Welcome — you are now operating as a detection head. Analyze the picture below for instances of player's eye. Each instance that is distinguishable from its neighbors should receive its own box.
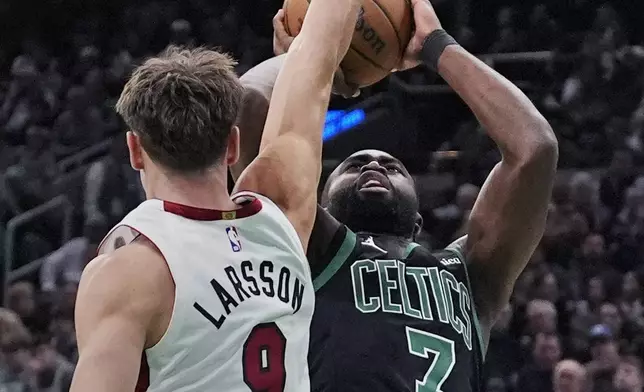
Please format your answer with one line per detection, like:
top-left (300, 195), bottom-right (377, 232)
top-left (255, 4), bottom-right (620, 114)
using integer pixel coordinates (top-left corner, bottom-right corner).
top-left (386, 166), bottom-right (401, 174)
top-left (345, 163), bottom-right (361, 171)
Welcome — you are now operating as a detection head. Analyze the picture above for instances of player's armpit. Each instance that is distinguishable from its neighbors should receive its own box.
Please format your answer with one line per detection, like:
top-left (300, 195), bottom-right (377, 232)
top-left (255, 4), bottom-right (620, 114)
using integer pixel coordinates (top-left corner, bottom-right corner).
top-left (71, 244), bottom-right (173, 392)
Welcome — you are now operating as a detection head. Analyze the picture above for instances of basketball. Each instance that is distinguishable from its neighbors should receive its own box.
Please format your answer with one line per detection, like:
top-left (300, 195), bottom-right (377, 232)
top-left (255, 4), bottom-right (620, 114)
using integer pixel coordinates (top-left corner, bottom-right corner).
top-left (283, 0), bottom-right (413, 87)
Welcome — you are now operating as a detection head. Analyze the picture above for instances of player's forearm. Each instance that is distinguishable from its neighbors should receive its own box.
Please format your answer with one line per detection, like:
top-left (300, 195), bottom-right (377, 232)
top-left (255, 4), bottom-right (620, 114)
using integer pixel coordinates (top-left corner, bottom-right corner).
top-left (296, 0), bottom-right (362, 71)
top-left (260, 0), bottom-right (361, 151)
top-left (278, 0), bottom-right (361, 94)
top-left (434, 46), bottom-right (558, 165)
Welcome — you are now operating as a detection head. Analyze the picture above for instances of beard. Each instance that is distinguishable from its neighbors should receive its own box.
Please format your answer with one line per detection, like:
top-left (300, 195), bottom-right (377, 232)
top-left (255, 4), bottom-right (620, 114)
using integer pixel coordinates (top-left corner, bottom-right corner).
top-left (326, 184), bottom-right (419, 238)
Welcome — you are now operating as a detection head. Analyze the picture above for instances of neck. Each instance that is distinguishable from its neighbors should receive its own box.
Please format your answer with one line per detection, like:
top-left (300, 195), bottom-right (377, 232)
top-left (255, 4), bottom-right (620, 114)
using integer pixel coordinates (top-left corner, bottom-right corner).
top-left (361, 231), bottom-right (413, 242)
top-left (338, 213), bottom-right (417, 240)
top-left (357, 232), bottom-right (415, 258)
top-left (144, 167), bottom-right (236, 210)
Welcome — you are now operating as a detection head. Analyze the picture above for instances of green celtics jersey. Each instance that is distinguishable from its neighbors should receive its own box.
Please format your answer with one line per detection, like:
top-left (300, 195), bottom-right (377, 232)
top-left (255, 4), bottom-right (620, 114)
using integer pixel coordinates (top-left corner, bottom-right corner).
top-left (307, 223), bottom-right (485, 392)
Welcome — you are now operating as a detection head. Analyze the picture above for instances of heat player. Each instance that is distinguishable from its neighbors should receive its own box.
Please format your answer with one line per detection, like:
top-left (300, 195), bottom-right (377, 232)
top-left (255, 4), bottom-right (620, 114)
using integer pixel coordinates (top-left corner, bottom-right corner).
top-left (233, 0), bottom-right (559, 391)
top-left (69, 0), bottom-right (362, 391)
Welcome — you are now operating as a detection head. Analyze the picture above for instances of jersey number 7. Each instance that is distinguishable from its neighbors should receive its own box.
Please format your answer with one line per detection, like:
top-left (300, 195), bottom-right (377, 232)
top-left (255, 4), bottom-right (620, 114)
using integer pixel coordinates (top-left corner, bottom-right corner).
top-left (406, 326), bottom-right (456, 392)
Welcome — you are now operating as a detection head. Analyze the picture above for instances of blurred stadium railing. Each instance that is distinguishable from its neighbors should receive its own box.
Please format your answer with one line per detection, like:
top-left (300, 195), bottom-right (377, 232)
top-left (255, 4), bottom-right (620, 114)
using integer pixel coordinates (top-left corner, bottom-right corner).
top-left (58, 139), bottom-right (113, 173)
top-left (2, 195), bottom-right (74, 306)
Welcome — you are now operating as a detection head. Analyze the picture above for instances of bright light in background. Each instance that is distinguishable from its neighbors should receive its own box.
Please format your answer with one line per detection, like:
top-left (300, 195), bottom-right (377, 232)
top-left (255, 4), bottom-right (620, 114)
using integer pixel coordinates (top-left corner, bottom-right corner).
top-left (323, 109), bottom-right (366, 142)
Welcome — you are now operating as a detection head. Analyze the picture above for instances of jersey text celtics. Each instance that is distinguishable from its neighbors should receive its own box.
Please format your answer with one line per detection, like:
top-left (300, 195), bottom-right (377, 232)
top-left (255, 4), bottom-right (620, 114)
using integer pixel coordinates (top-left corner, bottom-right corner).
top-left (351, 257), bottom-right (474, 350)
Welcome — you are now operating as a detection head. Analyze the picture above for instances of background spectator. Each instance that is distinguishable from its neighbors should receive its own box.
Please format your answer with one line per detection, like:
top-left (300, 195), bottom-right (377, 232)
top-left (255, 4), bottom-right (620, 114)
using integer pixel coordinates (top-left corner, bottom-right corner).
top-left (553, 359), bottom-right (588, 392)
top-left (613, 356), bottom-right (644, 392)
top-left (2, 1), bottom-right (644, 391)
top-left (515, 332), bottom-right (562, 392)
top-left (586, 324), bottom-right (621, 392)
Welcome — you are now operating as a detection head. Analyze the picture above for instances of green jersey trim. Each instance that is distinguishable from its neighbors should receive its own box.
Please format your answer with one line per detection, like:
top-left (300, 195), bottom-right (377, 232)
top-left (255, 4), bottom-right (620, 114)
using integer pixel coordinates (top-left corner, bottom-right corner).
top-left (445, 238), bottom-right (487, 357)
top-left (313, 229), bottom-right (357, 292)
top-left (403, 242), bottom-right (421, 258)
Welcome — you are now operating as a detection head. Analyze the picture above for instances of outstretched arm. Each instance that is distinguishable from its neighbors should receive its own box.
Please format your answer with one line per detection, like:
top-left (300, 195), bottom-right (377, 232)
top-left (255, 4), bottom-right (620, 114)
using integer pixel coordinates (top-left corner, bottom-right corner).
top-left (234, 58), bottom-right (347, 269)
top-left (234, 0), bottom-right (361, 250)
top-left (408, 1), bottom-right (558, 332)
top-left (231, 11), bottom-right (358, 182)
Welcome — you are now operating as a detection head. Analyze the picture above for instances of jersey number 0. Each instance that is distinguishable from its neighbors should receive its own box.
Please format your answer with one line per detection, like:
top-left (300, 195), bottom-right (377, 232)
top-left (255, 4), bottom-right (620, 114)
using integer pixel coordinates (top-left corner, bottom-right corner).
top-left (243, 323), bottom-right (287, 392)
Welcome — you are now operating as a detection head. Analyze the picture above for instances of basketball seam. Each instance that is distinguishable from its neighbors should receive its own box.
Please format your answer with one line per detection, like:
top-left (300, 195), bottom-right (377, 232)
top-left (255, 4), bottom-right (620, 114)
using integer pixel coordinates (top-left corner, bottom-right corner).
top-left (347, 45), bottom-right (388, 71)
top-left (370, 0), bottom-right (405, 57)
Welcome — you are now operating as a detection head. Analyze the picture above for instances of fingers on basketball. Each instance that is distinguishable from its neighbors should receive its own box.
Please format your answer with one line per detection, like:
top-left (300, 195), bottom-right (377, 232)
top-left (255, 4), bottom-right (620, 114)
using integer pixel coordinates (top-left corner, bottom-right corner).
top-left (282, 0), bottom-right (413, 87)
top-left (273, 10), bottom-right (288, 37)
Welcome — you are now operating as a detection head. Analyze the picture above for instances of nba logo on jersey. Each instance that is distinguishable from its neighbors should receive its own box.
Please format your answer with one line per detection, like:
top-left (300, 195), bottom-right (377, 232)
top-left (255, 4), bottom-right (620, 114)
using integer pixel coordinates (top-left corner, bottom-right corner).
top-left (226, 227), bottom-right (242, 252)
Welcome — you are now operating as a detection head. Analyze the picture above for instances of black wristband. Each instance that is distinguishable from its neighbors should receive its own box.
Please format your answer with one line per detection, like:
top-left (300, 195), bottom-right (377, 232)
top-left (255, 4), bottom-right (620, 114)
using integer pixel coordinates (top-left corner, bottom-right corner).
top-left (420, 29), bottom-right (459, 72)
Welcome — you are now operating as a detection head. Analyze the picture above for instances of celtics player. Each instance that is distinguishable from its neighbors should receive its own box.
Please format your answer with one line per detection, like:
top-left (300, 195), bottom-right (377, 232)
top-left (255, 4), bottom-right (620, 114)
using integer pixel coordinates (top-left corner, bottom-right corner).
top-left (233, 0), bottom-right (558, 390)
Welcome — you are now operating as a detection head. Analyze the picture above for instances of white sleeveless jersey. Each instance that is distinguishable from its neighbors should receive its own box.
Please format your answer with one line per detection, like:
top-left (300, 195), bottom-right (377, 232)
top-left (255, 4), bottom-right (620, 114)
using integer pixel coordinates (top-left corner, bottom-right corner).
top-left (98, 192), bottom-right (314, 392)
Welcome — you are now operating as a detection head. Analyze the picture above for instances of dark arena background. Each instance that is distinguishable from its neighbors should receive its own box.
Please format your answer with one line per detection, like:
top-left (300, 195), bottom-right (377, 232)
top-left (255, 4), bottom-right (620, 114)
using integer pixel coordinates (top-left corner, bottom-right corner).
top-left (1, 0), bottom-right (644, 391)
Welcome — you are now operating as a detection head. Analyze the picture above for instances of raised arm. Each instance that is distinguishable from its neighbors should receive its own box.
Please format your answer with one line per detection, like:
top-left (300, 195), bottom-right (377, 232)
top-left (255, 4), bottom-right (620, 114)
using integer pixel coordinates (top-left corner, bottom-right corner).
top-left (234, 0), bottom-right (361, 249)
top-left (231, 55), bottom-right (285, 181)
top-left (231, 11), bottom-right (358, 182)
top-left (71, 244), bottom-right (172, 392)
top-left (408, 1), bottom-right (558, 331)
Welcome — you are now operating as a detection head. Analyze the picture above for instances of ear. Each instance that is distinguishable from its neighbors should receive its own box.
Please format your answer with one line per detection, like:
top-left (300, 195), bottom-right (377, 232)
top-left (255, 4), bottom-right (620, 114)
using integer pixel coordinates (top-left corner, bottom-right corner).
top-left (126, 131), bottom-right (144, 171)
top-left (226, 126), bottom-right (240, 166)
top-left (412, 212), bottom-right (424, 240)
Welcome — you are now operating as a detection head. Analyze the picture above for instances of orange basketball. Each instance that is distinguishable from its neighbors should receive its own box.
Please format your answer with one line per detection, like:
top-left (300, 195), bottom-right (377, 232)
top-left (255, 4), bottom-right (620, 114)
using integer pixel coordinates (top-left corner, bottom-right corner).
top-left (283, 0), bottom-right (413, 87)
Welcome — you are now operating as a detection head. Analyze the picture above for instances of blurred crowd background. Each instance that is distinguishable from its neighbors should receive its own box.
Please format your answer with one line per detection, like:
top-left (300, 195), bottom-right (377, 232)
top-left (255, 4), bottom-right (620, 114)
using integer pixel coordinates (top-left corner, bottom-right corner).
top-left (1, 0), bottom-right (644, 391)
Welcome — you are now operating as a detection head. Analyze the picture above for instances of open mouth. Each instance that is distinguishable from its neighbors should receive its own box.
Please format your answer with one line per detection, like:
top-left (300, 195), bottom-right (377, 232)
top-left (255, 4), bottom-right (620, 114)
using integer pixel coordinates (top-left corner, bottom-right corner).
top-left (357, 171), bottom-right (390, 193)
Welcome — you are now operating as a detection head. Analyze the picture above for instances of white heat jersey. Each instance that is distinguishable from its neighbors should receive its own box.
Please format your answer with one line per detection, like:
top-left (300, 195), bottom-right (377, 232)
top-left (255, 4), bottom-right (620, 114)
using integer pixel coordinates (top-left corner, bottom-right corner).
top-left (98, 192), bottom-right (314, 392)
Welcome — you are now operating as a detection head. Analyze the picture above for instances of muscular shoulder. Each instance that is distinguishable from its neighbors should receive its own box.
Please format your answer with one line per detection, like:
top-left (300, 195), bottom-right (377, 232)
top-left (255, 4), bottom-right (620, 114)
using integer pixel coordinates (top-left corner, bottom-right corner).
top-left (82, 240), bottom-right (170, 288)
top-left (78, 241), bottom-right (174, 346)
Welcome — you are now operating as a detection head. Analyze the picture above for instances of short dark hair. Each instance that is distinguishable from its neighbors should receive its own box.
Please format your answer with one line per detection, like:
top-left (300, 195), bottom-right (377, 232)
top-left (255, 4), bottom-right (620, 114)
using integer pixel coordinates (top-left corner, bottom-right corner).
top-left (116, 45), bottom-right (243, 173)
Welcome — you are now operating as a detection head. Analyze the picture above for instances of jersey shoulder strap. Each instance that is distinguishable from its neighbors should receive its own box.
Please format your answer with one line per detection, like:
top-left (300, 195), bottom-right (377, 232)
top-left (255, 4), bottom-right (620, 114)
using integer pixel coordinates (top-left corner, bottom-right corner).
top-left (436, 235), bottom-right (487, 356)
top-left (310, 222), bottom-right (357, 292)
top-left (445, 235), bottom-right (467, 261)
